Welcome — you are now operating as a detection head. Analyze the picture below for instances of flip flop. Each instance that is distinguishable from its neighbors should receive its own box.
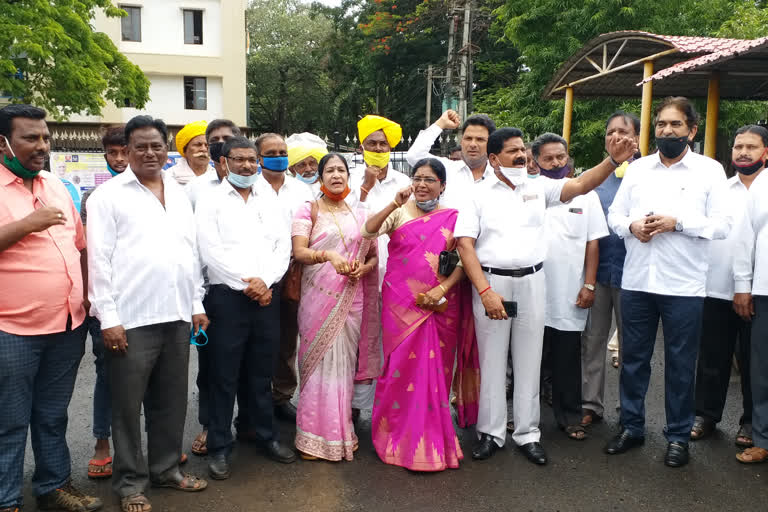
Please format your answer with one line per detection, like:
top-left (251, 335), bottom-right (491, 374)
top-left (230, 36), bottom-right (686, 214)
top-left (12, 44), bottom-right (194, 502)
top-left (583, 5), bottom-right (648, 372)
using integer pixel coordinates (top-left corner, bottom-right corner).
top-left (87, 456), bottom-right (113, 479)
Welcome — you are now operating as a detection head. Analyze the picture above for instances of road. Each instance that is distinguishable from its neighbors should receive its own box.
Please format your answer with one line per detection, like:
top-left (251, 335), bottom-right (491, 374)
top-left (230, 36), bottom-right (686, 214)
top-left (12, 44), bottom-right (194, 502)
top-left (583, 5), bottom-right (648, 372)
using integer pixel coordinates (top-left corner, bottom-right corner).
top-left (23, 327), bottom-right (764, 511)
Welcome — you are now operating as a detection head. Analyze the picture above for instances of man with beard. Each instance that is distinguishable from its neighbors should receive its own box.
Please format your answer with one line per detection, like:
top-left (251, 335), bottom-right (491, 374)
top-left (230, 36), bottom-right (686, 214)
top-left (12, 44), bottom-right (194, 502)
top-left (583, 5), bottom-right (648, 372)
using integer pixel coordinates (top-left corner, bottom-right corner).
top-left (167, 120), bottom-right (210, 185)
top-left (606, 97), bottom-right (731, 468)
top-left (406, 109), bottom-right (496, 208)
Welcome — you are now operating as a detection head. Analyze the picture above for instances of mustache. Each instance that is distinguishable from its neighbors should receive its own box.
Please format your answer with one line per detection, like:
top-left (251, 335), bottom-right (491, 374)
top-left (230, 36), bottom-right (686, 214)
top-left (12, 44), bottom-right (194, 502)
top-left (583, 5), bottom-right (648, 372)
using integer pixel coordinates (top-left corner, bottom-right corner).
top-left (512, 157), bottom-right (526, 166)
top-left (192, 151), bottom-right (209, 158)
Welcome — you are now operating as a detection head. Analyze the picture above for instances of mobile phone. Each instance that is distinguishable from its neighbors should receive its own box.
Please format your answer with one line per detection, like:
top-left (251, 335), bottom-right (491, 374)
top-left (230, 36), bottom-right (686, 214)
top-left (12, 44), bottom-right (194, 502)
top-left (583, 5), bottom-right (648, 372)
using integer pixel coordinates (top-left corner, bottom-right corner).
top-left (485, 301), bottom-right (518, 318)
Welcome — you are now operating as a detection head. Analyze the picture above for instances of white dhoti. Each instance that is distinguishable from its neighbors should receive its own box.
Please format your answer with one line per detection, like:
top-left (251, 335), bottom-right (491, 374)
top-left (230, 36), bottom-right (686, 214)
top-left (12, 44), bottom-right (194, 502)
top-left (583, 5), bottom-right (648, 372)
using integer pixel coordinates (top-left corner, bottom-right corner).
top-left (473, 269), bottom-right (546, 447)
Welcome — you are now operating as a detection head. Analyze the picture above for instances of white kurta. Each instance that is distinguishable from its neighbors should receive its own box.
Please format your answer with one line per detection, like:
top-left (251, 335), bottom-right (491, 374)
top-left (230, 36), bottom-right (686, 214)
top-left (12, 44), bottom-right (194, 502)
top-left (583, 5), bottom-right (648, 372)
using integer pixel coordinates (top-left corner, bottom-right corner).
top-left (543, 190), bottom-right (608, 331)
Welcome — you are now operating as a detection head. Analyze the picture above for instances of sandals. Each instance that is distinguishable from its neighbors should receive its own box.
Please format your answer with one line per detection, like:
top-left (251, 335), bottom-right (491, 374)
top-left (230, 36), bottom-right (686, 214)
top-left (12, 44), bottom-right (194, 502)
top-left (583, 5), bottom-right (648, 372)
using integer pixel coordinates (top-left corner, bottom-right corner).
top-left (121, 493), bottom-right (152, 512)
top-left (565, 425), bottom-right (588, 441)
top-left (736, 424), bottom-right (754, 448)
top-left (580, 410), bottom-right (603, 427)
top-left (690, 416), bottom-right (715, 441)
top-left (152, 472), bottom-right (208, 492)
top-left (736, 446), bottom-right (768, 464)
top-left (191, 430), bottom-right (208, 456)
top-left (506, 421), bottom-right (515, 432)
top-left (87, 456), bottom-right (113, 479)
top-left (611, 355), bottom-right (619, 368)
top-left (299, 451), bottom-right (319, 461)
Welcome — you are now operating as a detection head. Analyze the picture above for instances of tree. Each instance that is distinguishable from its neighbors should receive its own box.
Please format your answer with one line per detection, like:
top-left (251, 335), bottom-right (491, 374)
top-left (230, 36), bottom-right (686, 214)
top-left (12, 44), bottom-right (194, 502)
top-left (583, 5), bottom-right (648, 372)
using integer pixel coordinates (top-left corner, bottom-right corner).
top-left (0, 0), bottom-right (149, 119)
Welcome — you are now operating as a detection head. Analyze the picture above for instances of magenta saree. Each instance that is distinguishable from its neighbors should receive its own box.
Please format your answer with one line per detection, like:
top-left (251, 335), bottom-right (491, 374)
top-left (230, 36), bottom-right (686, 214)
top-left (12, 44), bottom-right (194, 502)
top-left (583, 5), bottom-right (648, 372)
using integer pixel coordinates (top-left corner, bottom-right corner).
top-left (371, 208), bottom-right (479, 471)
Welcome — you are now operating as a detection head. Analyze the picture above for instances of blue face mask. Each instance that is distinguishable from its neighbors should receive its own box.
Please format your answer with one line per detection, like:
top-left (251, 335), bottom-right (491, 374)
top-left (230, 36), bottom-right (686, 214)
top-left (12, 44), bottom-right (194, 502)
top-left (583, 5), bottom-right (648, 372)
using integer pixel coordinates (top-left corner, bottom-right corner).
top-left (106, 161), bottom-right (120, 177)
top-left (527, 171), bottom-right (540, 179)
top-left (261, 155), bottom-right (289, 172)
top-left (190, 328), bottom-right (208, 346)
top-left (226, 161), bottom-right (260, 189)
top-left (295, 172), bottom-right (318, 184)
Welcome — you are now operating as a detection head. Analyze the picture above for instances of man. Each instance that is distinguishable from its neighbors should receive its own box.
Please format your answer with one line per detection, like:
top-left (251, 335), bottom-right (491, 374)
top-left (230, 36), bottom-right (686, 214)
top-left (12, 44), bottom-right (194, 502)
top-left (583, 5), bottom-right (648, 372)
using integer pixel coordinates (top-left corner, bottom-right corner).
top-left (534, 133), bottom-right (608, 440)
top-left (287, 132), bottom-right (328, 198)
top-left (449, 145), bottom-right (462, 161)
top-left (606, 97), bottom-right (731, 468)
top-left (81, 125), bottom-right (128, 480)
top-left (187, 118), bottom-right (241, 458)
top-left (196, 136), bottom-right (296, 480)
top-left (525, 144), bottom-right (539, 178)
top-left (581, 111), bottom-right (640, 427)
top-left (730, 126), bottom-right (768, 464)
top-left (167, 120), bottom-right (210, 185)
top-left (88, 115), bottom-right (210, 511)
top-left (0, 104), bottom-right (102, 512)
top-left (455, 126), bottom-right (635, 465)
top-left (350, 115), bottom-right (411, 417)
top-left (254, 133), bottom-right (313, 421)
top-left (406, 109), bottom-right (496, 208)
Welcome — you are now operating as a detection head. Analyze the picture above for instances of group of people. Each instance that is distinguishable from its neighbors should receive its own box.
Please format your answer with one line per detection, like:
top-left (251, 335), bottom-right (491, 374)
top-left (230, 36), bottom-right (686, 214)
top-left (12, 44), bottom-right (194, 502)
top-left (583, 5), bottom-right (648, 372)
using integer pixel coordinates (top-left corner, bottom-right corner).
top-left (1, 94), bottom-right (767, 512)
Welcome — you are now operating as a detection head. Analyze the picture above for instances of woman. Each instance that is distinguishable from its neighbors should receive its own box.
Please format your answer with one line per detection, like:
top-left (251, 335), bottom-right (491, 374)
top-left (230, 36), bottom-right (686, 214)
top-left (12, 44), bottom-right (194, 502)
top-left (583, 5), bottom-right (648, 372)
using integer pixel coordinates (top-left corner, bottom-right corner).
top-left (291, 153), bottom-right (380, 461)
top-left (365, 158), bottom-right (479, 472)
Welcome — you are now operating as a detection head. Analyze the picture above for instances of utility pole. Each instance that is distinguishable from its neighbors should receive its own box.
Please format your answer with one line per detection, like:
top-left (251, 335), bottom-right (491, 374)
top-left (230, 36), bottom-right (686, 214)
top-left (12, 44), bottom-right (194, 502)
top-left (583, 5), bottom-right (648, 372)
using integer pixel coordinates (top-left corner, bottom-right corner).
top-left (426, 65), bottom-right (433, 128)
top-left (445, 13), bottom-right (456, 109)
top-left (457, 1), bottom-right (471, 122)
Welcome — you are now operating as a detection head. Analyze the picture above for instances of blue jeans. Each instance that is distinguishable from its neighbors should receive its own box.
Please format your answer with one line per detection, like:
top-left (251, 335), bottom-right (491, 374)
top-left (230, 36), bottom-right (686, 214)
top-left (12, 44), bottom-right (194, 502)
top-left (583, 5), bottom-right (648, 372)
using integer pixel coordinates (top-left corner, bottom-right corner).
top-left (0, 323), bottom-right (86, 508)
top-left (88, 316), bottom-right (112, 440)
top-left (619, 290), bottom-right (703, 443)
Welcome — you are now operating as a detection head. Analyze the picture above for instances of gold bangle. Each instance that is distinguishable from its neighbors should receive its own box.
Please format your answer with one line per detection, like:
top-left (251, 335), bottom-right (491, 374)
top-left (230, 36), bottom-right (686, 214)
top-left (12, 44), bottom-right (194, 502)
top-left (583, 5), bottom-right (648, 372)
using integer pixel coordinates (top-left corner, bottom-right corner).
top-left (439, 284), bottom-right (447, 294)
top-left (392, 199), bottom-right (401, 209)
top-left (360, 186), bottom-right (371, 195)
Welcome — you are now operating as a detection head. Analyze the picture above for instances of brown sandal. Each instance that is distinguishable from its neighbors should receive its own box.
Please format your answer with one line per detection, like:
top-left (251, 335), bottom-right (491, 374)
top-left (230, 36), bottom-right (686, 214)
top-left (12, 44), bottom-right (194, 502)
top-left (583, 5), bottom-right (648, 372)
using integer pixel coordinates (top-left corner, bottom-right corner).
top-left (736, 446), bottom-right (768, 464)
top-left (191, 430), bottom-right (208, 456)
top-left (580, 410), bottom-right (603, 427)
top-left (152, 472), bottom-right (208, 492)
top-left (736, 424), bottom-right (754, 448)
top-left (121, 493), bottom-right (152, 512)
top-left (565, 425), bottom-right (588, 440)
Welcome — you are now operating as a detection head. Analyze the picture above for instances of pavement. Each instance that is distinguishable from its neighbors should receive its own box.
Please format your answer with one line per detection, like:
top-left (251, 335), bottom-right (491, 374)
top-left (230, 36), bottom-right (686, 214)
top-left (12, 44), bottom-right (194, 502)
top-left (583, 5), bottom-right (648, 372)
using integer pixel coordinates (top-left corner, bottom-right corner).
top-left (22, 326), bottom-right (766, 512)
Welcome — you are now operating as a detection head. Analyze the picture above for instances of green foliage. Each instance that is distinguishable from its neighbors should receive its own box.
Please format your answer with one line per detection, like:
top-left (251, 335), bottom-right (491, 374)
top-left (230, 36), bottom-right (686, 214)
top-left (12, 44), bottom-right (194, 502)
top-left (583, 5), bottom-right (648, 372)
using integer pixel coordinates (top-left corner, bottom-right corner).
top-left (0, 0), bottom-right (149, 120)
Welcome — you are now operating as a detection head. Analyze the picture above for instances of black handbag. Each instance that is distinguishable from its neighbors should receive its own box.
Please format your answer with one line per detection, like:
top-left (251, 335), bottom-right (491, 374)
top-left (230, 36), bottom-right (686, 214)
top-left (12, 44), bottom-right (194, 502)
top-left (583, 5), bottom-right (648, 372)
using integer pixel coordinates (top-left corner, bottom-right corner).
top-left (438, 250), bottom-right (460, 276)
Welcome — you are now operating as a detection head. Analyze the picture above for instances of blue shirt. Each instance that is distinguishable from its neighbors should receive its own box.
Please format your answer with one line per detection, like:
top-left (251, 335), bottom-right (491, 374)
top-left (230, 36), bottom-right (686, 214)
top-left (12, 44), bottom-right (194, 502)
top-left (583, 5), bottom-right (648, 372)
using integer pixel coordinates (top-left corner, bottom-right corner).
top-left (594, 173), bottom-right (625, 287)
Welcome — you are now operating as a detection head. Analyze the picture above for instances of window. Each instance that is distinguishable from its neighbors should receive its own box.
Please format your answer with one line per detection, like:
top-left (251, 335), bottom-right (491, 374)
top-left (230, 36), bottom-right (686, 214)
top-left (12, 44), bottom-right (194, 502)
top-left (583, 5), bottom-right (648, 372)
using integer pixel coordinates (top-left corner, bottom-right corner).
top-left (184, 77), bottom-right (207, 110)
top-left (120, 6), bottom-right (141, 42)
top-left (183, 9), bottom-right (203, 45)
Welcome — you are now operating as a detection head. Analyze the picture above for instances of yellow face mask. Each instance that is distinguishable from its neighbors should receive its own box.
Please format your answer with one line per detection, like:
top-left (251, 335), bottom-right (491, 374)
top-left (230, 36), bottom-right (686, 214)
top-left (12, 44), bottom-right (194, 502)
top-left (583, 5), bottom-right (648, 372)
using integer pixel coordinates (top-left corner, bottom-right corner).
top-left (614, 161), bottom-right (629, 178)
top-left (363, 150), bottom-right (391, 168)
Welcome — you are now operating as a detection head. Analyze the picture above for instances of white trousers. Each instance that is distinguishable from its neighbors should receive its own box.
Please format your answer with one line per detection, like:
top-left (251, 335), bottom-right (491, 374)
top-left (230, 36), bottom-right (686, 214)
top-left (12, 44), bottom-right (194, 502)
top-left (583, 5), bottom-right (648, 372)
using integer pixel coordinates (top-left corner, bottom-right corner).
top-left (473, 269), bottom-right (546, 447)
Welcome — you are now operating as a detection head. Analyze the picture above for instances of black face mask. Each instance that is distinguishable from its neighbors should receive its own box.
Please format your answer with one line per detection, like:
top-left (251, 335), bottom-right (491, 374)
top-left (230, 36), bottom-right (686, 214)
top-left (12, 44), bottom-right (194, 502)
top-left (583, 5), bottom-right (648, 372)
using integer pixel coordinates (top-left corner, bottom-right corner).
top-left (209, 142), bottom-right (225, 163)
top-left (733, 150), bottom-right (767, 176)
top-left (655, 136), bottom-right (689, 159)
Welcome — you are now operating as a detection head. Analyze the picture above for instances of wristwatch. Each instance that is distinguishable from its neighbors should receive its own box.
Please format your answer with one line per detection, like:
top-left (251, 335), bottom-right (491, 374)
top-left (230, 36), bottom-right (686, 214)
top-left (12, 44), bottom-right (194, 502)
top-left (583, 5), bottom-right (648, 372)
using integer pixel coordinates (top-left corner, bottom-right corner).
top-left (675, 220), bottom-right (683, 232)
top-left (583, 283), bottom-right (595, 291)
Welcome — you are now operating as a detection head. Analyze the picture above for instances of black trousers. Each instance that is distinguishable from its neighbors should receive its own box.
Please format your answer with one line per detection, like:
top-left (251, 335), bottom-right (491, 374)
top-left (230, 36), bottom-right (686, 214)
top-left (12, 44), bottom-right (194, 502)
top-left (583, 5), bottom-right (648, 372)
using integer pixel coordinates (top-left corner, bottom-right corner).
top-left (751, 296), bottom-right (768, 449)
top-left (206, 285), bottom-right (280, 457)
top-left (694, 297), bottom-right (752, 424)
top-left (544, 326), bottom-right (583, 428)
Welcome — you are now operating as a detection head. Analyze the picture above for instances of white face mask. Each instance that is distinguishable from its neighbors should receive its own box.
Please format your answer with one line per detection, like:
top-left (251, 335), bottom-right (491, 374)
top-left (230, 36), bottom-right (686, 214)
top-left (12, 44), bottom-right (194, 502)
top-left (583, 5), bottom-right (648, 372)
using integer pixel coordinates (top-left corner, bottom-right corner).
top-left (499, 166), bottom-right (526, 187)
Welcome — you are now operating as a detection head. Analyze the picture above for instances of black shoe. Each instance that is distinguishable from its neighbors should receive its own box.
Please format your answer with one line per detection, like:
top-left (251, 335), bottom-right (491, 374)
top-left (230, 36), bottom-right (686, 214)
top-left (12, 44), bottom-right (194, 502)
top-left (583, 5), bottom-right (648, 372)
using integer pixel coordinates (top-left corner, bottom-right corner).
top-left (471, 434), bottom-right (499, 460)
top-left (664, 441), bottom-right (689, 467)
top-left (274, 401), bottom-right (297, 421)
top-left (208, 453), bottom-right (230, 480)
top-left (604, 429), bottom-right (645, 455)
top-left (517, 442), bottom-right (548, 465)
top-left (264, 440), bottom-right (297, 464)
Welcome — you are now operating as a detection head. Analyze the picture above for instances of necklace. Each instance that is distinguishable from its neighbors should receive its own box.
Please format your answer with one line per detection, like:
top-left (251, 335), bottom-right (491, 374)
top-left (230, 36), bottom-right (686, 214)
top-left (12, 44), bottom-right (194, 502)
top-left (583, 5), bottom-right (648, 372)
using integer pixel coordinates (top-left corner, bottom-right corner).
top-left (323, 197), bottom-right (357, 258)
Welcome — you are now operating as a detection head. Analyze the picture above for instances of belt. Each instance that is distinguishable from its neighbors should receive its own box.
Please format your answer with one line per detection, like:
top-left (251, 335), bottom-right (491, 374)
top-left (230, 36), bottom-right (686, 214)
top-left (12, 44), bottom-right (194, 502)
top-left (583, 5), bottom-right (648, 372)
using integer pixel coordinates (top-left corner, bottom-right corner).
top-left (481, 262), bottom-right (543, 278)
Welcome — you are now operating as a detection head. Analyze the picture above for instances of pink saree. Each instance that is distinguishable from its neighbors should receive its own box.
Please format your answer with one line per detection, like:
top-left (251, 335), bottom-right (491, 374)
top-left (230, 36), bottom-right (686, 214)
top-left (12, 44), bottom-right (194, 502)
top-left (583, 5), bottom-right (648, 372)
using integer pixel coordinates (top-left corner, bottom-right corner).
top-left (372, 208), bottom-right (479, 472)
top-left (292, 201), bottom-right (380, 461)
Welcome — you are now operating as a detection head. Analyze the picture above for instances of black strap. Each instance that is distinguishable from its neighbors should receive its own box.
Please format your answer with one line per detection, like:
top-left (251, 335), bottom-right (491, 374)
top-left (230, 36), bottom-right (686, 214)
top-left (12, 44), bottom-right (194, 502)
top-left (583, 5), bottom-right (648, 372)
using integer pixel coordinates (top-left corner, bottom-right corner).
top-left (481, 262), bottom-right (543, 278)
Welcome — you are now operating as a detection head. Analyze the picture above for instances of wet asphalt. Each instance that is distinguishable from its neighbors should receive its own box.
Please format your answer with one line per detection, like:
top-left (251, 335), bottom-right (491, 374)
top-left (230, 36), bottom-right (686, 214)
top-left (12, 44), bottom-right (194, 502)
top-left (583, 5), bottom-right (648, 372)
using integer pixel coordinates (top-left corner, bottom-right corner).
top-left (22, 326), bottom-right (766, 511)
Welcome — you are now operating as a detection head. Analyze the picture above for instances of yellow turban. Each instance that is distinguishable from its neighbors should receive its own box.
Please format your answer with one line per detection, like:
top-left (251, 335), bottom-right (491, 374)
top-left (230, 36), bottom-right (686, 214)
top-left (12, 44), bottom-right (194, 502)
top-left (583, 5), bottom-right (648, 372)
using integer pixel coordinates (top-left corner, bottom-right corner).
top-left (286, 132), bottom-right (328, 167)
top-left (357, 115), bottom-right (402, 148)
top-left (175, 120), bottom-right (208, 158)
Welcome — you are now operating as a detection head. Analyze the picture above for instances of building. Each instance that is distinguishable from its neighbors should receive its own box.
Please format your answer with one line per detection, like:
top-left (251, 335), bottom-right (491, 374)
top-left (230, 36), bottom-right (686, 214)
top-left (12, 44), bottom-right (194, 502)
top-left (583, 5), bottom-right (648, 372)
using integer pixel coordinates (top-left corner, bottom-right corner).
top-left (66, 0), bottom-right (247, 137)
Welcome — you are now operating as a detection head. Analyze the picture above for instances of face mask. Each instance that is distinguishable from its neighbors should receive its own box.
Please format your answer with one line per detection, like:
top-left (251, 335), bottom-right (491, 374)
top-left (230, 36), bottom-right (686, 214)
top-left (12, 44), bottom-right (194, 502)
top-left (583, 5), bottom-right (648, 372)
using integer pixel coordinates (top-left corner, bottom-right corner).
top-left (209, 142), bottom-right (225, 162)
top-left (320, 184), bottom-right (351, 201)
top-left (499, 166), bottom-right (526, 187)
top-left (261, 155), bottom-right (289, 172)
top-left (416, 198), bottom-right (439, 212)
top-left (296, 172), bottom-right (318, 184)
top-left (656, 136), bottom-right (689, 159)
top-left (527, 171), bottom-right (540, 179)
top-left (3, 136), bottom-right (42, 179)
top-left (733, 149), bottom-right (768, 176)
top-left (363, 150), bottom-right (391, 168)
top-left (226, 161), bottom-right (259, 189)
top-left (539, 163), bottom-right (571, 180)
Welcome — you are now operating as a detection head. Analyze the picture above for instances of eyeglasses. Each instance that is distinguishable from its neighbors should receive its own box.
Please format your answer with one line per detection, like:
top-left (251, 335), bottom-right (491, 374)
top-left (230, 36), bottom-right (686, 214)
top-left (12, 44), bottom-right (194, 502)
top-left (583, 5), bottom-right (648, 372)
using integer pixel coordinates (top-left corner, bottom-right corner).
top-left (411, 176), bottom-right (439, 184)
top-left (227, 156), bottom-right (259, 165)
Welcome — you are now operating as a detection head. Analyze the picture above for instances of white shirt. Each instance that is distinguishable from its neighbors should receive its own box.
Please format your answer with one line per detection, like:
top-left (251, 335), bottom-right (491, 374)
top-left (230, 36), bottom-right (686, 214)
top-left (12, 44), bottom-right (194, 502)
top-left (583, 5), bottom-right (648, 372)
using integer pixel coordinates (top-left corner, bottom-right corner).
top-left (256, 173), bottom-right (314, 228)
top-left (350, 163), bottom-right (411, 288)
top-left (607, 150), bottom-right (731, 297)
top-left (406, 123), bottom-right (494, 210)
top-left (87, 169), bottom-right (205, 330)
top-left (733, 171), bottom-right (768, 296)
top-left (186, 167), bottom-right (222, 210)
top-left (544, 191), bottom-right (608, 331)
top-left (166, 157), bottom-right (212, 186)
top-left (196, 179), bottom-right (291, 291)
top-left (706, 175), bottom-right (751, 300)
top-left (455, 173), bottom-right (566, 268)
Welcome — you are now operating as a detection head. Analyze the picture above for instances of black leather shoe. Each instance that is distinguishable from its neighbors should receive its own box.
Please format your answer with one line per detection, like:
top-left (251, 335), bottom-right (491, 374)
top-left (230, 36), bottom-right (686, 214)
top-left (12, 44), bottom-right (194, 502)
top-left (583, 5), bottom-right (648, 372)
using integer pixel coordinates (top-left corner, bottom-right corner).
top-left (274, 402), bottom-right (297, 421)
top-left (208, 453), bottom-right (230, 480)
top-left (264, 440), bottom-right (297, 464)
top-left (664, 441), bottom-right (690, 467)
top-left (472, 434), bottom-right (500, 460)
top-left (518, 442), bottom-right (548, 465)
top-left (604, 429), bottom-right (645, 455)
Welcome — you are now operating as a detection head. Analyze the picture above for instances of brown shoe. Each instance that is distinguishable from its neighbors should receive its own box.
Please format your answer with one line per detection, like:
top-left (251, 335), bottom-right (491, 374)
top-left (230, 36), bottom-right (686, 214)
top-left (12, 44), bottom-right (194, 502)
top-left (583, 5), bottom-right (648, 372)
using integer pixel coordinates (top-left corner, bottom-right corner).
top-left (37, 480), bottom-right (103, 511)
top-left (736, 446), bottom-right (768, 464)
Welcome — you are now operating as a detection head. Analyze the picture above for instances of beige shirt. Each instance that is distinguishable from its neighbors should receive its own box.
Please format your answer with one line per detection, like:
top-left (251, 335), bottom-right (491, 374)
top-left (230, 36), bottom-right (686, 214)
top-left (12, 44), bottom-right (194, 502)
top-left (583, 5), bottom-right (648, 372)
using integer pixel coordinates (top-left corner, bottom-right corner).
top-left (361, 200), bottom-right (425, 238)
